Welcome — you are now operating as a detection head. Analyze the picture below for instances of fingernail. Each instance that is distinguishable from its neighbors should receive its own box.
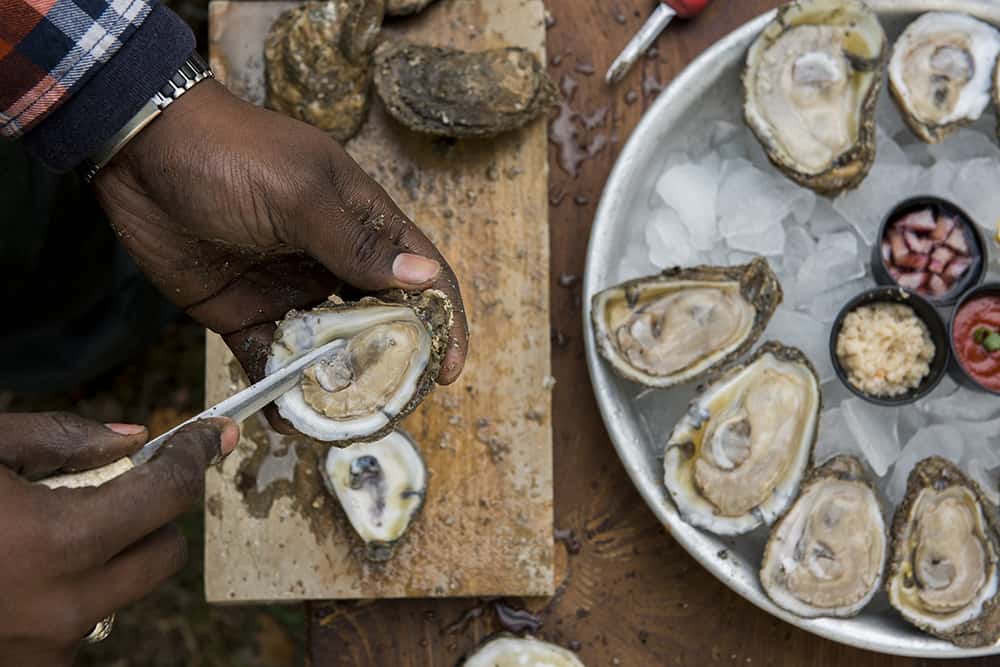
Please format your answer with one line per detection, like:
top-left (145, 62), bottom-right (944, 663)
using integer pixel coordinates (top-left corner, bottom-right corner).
top-left (219, 419), bottom-right (240, 456)
top-left (393, 253), bottom-right (440, 285)
top-left (105, 423), bottom-right (146, 436)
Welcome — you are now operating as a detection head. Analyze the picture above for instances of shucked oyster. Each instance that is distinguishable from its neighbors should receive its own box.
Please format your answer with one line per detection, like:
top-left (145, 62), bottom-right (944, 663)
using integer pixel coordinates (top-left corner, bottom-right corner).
top-left (460, 636), bottom-right (584, 667)
top-left (743, 0), bottom-right (886, 195)
top-left (266, 290), bottom-right (452, 444)
top-left (664, 342), bottom-right (820, 536)
top-left (373, 42), bottom-right (556, 138)
top-left (760, 456), bottom-right (887, 619)
top-left (264, 0), bottom-right (384, 142)
top-left (322, 430), bottom-right (426, 561)
top-left (887, 457), bottom-right (1000, 647)
top-left (590, 258), bottom-right (782, 388)
top-left (386, 0), bottom-right (435, 15)
top-left (890, 12), bottom-right (1000, 143)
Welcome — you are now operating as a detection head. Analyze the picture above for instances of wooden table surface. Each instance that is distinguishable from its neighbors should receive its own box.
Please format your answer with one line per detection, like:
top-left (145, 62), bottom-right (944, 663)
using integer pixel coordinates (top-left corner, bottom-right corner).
top-left (308, 1), bottom-right (996, 664)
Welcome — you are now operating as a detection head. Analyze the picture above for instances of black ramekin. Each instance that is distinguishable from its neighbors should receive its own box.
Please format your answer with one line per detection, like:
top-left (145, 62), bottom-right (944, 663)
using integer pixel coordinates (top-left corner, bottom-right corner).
top-left (871, 195), bottom-right (986, 307)
top-left (829, 286), bottom-right (950, 406)
top-left (947, 282), bottom-right (1000, 395)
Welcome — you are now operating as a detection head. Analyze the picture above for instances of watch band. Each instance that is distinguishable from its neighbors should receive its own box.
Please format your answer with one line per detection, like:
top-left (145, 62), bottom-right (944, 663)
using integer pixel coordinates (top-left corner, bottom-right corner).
top-left (79, 51), bottom-right (214, 183)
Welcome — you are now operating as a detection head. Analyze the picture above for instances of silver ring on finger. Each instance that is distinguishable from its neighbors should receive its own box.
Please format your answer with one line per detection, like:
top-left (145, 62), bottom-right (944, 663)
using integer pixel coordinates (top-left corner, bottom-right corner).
top-left (83, 614), bottom-right (115, 644)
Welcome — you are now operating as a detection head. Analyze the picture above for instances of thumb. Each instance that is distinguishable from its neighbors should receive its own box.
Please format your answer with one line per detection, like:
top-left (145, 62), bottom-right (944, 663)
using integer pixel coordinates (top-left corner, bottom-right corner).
top-left (0, 412), bottom-right (148, 480)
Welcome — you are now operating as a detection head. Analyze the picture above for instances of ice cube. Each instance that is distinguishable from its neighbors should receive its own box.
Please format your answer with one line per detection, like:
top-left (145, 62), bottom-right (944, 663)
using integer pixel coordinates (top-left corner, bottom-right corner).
top-left (617, 240), bottom-right (657, 283)
top-left (951, 158), bottom-right (1000, 235)
top-left (716, 163), bottom-right (794, 238)
top-left (645, 206), bottom-right (699, 268)
top-left (886, 425), bottom-right (967, 506)
top-left (877, 127), bottom-right (908, 165)
top-left (834, 163), bottom-right (919, 245)
top-left (808, 199), bottom-right (852, 236)
top-left (783, 224), bottom-right (816, 277)
top-left (875, 86), bottom-right (907, 140)
top-left (765, 307), bottom-right (835, 383)
top-left (813, 406), bottom-right (865, 465)
top-left (841, 397), bottom-right (900, 477)
top-left (916, 385), bottom-right (1000, 421)
top-left (928, 128), bottom-right (1000, 163)
top-left (790, 232), bottom-right (866, 308)
top-left (802, 277), bottom-right (871, 322)
top-left (726, 221), bottom-right (786, 256)
top-left (656, 162), bottom-right (719, 251)
top-left (964, 458), bottom-right (1000, 505)
top-left (917, 161), bottom-right (958, 199)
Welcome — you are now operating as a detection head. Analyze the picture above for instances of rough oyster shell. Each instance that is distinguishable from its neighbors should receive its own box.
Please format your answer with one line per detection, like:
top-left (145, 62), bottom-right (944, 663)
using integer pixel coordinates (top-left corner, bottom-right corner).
top-left (743, 0), bottom-right (886, 195)
top-left (373, 41), bottom-right (556, 138)
top-left (264, 0), bottom-right (385, 142)
top-left (590, 258), bottom-right (782, 388)
top-left (664, 342), bottom-right (821, 536)
top-left (321, 430), bottom-right (426, 561)
top-left (266, 290), bottom-right (452, 444)
top-left (890, 12), bottom-right (1000, 143)
top-left (760, 456), bottom-right (887, 618)
top-left (887, 456), bottom-right (1000, 647)
top-left (459, 635), bottom-right (584, 667)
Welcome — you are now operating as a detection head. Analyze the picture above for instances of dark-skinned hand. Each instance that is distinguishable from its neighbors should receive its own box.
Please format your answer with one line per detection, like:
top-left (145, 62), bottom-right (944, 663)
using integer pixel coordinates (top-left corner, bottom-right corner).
top-left (0, 412), bottom-right (238, 667)
top-left (92, 80), bottom-right (469, 432)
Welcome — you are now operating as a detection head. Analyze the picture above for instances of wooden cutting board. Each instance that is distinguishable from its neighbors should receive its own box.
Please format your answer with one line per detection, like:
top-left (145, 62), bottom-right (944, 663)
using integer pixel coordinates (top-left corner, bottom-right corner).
top-left (204, 0), bottom-right (553, 602)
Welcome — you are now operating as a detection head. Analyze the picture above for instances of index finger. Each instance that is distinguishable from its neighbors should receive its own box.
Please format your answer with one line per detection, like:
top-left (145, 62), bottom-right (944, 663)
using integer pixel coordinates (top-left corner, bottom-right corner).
top-left (54, 418), bottom-right (238, 568)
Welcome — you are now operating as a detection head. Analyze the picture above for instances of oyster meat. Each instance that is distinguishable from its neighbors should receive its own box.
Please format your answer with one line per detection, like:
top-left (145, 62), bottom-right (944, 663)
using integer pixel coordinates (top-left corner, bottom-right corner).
top-left (322, 430), bottom-right (426, 561)
top-left (386, 0), bottom-right (436, 15)
top-left (590, 258), bottom-right (782, 388)
top-left (373, 42), bottom-right (556, 138)
top-left (266, 290), bottom-right (452, 444)
top-left (743, 0), bottom-right (886, 195)
top-left (264, 0), bottom-right (384, 142)
top-left (461, 636), bottom-right (584, 667)
top-left (887, 456), bottom-right (1000, 647)
top-left (760, 456), bottom-right (886, 618)
top-left (664, 342), bottom-right (820, 535)
top-left (890, 12), bottom-right (1000, 143)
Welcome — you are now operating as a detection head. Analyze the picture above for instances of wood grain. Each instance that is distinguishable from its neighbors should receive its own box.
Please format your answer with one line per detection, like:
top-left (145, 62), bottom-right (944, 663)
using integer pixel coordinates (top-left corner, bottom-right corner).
top-left (307, 0), bottom-right (1000, 664)
top-left (204, 0), bottom-right (553, 602)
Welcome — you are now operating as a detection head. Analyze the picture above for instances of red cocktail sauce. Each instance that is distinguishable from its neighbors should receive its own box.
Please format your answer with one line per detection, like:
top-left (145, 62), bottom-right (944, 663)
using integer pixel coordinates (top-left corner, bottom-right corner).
top-left (953, 294), bottom-right (1000, 392)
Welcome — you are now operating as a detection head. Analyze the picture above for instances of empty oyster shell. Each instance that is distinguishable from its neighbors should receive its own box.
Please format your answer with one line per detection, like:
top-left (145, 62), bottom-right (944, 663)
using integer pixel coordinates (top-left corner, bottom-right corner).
top-left (386, 0), bottom-right (435, 15)
top-left (743, 0), bottom-right (886, 195)
top-left (264, 0), bottom-right (385, 142)
top-left (887, 456), bottom-right (1000, 647)
top-left (266, 290), bottom-right (452, 444)
top-left (664, 342), bottom-right (821, 536)
top-left (373, 41), bottom-right (556, 138)
top-left (460, 636), bottom-right (584, 667)
top-left (321, 430), bottom-right (426, 561)
top-left (760, 456), bottom-right (887, 618)
top-left (890, 12), bottom-right (1000, 143)
top-left (590, 258), bottom-right (782, 388)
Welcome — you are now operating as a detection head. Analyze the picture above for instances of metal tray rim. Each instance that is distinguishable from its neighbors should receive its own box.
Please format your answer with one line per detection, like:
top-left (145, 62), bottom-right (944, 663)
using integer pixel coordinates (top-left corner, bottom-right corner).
top-left (583, 0), bottom-right (1000, 658)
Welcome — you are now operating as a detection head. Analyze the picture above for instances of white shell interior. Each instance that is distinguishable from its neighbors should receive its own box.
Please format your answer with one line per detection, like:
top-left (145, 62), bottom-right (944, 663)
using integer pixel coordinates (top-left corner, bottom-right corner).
top-left (462, 637), bottom-right (584, 667)
top-left (266, 305), bottom-right (432, 442)
top-left (324, 431), bottom-right (426, 544)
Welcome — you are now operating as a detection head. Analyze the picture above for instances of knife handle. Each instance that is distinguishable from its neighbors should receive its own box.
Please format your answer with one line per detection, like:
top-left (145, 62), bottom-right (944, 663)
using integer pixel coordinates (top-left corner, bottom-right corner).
top-left (663, 0), bottom-right (711, 19)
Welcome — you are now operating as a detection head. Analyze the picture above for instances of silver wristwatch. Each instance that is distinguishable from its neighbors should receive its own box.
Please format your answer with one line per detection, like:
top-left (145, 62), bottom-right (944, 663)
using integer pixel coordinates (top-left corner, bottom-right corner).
top-left (79, 52), bottom-right (214, 183)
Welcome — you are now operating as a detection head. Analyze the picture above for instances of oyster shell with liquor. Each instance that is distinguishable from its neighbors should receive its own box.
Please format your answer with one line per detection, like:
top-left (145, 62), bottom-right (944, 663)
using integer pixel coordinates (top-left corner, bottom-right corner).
top-left (664, 342), bottom-right (820, 536)
top-left (743, 0), bottom-right (886, 195)
top-left (460, 636), bottom-right (584, 667)
top-left (373, 41), bottom-right (556, 138)
top-left (590, 258), bottom-right (782, 388)
top-left (321, 430), bottom-right (426, 561)
top-left (264, 0), bottom-right (384, 142)
top-left (887, 456), bottom-right (1000, 647)
top-left (386, 0), bottom-right (435, 15)
top-left (265, 290), bottom-right (452, 444)
top-left (890, 13), bottom-right (1000, 144)
top-left (760, 456), bottom-right (887, 618)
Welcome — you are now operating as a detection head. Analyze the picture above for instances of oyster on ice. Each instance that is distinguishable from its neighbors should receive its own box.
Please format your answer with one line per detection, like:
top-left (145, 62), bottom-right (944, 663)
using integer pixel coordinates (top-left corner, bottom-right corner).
top-left (887, 457), bottom-right (1000, 647)
top-left (460, 636), bottom-right (584, 667)
top-left (321, 430), bottom-right (426, 561)
top-left (743, 0), bottom-right (886, 195)
top-left (664, 342), bottom-right (820, 536)
top-left (266, 290), bottom-right (452, 444)
top-left (590, 258), bottom-right (782, 388)
top-left (890, 13), bottom-right (1000, 143)
top-left (760, 456), bottom-right (887, 618)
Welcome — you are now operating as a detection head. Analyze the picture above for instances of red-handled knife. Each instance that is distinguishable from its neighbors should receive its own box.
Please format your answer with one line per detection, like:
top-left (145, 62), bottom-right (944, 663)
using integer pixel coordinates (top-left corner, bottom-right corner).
top-left (605, 0), bottom-right (713, 84)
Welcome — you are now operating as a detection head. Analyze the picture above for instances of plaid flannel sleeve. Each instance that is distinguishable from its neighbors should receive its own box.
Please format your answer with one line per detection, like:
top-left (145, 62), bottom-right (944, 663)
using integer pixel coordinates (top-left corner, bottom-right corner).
top-left (0, 0), bottom-right (157, 139)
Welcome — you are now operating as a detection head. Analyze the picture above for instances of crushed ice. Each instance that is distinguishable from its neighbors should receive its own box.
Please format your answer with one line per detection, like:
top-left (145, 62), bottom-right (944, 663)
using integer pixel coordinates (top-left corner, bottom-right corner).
top-left (623, 86), bottom-right (1000, 506)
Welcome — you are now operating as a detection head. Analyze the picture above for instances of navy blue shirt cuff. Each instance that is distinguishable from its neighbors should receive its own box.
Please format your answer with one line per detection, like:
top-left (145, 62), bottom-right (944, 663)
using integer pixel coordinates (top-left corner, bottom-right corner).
top-left (22, 4), bottom-right (195, 173)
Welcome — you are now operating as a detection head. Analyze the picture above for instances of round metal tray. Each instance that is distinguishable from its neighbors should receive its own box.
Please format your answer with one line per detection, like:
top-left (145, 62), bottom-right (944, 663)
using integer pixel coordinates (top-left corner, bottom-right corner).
top-left (583, 0), bottom-right (1000, 658)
